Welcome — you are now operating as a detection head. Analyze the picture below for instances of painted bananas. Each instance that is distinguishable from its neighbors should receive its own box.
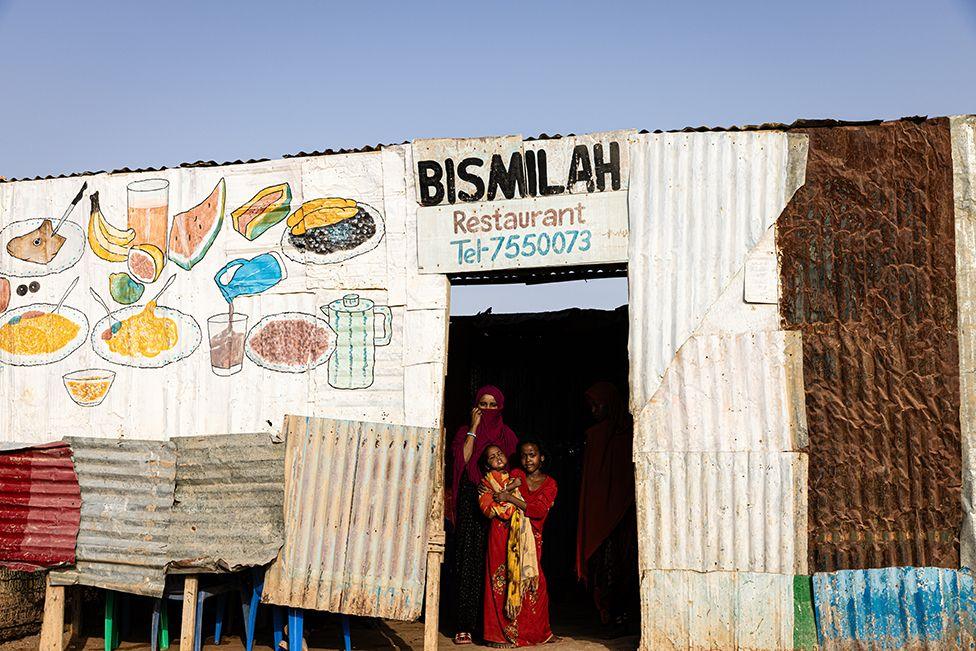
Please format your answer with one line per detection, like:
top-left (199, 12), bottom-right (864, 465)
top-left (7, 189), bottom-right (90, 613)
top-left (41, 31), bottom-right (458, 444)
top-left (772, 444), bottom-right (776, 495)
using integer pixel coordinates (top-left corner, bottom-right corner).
top-left (88, 191), bottom-right (135, 262)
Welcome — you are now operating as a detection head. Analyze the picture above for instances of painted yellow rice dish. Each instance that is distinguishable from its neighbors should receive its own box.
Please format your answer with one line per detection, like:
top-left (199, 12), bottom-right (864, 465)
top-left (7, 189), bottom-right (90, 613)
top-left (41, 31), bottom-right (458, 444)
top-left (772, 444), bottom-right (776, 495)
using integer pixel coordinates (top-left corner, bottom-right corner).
top-left (0, 311), bottom-right (80, 356)
top-left (104, 301), bottom-right (178, 358)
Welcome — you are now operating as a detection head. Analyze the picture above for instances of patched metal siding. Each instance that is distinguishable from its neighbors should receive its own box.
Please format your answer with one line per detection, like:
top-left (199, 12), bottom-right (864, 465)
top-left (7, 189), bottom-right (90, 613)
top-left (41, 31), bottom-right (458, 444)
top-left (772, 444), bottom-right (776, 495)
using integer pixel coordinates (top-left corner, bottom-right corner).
top-left (0, 442), bottom-right (80, 572)
top-left (641, 570), bottom-right (795, 650)
top-left (952, 115), bottom-right (976, 570)
top-left (49, 438), bottom-right (175, 597)
top-left (262, 415), bottom-right (439, 620)
top-left (636, 451), bottom-right (807, 574)
top-left (627, 131), bottom-right (807, 411)
top-left (813, 567), bottom-right (976, 649)
top-left (168, 433), bottom-right (285, 572)
top-left (635, 330), bottom-right (807, 454)
top-left (627, 131), bottom-right (810, 650)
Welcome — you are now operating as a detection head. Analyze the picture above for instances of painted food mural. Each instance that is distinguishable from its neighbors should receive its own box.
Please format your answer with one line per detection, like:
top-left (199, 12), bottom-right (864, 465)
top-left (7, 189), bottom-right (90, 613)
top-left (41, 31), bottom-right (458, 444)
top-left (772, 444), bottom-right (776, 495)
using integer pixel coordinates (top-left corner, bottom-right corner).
top-left (1, 219), bottom-right (86, 277)
top-left (280, 198), bottom-right (385, 264)
top-left (91, 302), bottom-right (201, 369)
top-left (245, 312), bottom-right (337, 373)
top-left (321, 294), bottom-right (392, 390)
top-left (62, 369), bottom-right (116, 407)
top-left (0, 303), bottom-right (89, 366)
top-left (1, 161), bottom-right (396, 431)
top-left (232, 183), bottom-right (292, 240)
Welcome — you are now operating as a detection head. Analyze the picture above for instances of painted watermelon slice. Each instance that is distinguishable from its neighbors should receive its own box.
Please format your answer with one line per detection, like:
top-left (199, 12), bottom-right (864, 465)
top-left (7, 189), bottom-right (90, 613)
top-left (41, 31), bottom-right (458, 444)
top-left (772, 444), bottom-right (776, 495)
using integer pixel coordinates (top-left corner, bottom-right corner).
top-left (169, 178), bottom-right (225, 271)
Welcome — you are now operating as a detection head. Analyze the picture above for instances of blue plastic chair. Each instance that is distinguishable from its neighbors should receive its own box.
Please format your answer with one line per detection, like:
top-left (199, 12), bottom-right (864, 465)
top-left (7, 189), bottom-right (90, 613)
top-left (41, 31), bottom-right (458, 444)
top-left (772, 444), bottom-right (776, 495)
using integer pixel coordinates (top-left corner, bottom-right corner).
top-left (147, 576), bottom-right (243, 651)
top-left (271, 606), bottom-right (351, 651)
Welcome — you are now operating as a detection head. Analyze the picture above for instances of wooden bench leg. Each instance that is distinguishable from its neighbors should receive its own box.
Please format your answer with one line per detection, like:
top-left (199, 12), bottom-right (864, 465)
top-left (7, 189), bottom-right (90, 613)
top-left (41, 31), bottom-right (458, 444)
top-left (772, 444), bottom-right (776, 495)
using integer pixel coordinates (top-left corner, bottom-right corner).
top-left (180, 577), bottom-right (199, 651)
top-left (39, 576), bottom-right (65, 651)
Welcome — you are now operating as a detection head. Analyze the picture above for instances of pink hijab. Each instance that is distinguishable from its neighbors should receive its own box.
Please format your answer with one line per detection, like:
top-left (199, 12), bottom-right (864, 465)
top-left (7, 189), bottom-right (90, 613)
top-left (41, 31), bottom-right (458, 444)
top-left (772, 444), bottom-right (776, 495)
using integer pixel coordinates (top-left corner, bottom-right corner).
top-left (450, 385), bottom-right (518, 517)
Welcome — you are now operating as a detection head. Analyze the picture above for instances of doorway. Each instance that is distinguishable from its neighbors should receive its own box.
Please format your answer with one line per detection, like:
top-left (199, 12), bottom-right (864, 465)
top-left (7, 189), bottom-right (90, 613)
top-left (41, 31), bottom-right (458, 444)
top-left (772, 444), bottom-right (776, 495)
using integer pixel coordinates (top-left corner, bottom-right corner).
top-left (440, 275), bottom-right (639, 648)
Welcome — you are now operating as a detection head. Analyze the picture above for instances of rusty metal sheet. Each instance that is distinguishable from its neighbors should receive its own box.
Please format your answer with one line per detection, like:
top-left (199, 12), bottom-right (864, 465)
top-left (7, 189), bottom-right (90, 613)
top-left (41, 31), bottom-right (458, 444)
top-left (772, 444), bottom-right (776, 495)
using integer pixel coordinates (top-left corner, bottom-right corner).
top-left (813, 567), bottom-right (976, 649)
top-left (167, 433), bottom-right (285, 572)
top-left (951, 115), bottom-right (976, 570)
top-left (0, 442), bottom-right (80, 571)
top-left (635, 330), bottom-right (807, 454)
top-left (262, 415), bottom-right (439, 620)
top-left (636, 451), bottom-right (807, 574)
top-left (48, 437), bottom-right (175, 597)
top-left (778, 118), bottom-right (961, 572)
top-left (627, 130), bottom-right (808, 412)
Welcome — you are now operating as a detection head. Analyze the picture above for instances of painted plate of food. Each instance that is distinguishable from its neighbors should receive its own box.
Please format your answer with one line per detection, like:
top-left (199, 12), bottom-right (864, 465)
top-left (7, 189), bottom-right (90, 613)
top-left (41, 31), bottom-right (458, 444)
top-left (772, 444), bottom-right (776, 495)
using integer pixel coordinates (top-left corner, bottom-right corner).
top-left (0, 219), bottom-right (86, 278)
top-left (245, 311), bottom-right (336, 373)
top-left (91, 301), bottom-right (201, 369)
top-left (0, 303), bottom-right (89, 366)
top-left (279, 198), bottom-right (385, 265)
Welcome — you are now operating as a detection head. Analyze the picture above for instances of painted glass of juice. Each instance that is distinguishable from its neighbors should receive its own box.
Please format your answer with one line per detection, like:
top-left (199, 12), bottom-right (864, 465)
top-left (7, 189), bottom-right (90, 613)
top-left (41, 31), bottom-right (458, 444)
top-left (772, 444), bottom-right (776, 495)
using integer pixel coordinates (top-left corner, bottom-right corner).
top-left (127, 178), bottom-right (169, 256)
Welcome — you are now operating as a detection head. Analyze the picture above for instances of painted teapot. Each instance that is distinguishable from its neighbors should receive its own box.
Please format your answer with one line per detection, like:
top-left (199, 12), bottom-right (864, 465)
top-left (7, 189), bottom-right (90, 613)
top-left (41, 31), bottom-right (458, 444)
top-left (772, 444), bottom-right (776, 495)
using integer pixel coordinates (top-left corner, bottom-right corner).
top-left (321, 294), bottom-right (392, 389)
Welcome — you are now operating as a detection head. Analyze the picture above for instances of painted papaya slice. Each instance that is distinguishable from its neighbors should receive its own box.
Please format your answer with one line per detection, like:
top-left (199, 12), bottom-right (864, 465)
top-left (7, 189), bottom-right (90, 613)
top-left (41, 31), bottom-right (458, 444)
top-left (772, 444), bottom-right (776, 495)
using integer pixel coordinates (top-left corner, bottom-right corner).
top-left (231, 183), bottom-right (292, 241)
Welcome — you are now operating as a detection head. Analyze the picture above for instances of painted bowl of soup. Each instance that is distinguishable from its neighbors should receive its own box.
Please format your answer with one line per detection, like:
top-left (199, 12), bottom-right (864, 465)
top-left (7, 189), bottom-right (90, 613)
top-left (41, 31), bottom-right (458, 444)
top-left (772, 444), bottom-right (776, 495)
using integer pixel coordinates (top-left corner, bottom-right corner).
top-left (63, 369), bottom-right (116, 407)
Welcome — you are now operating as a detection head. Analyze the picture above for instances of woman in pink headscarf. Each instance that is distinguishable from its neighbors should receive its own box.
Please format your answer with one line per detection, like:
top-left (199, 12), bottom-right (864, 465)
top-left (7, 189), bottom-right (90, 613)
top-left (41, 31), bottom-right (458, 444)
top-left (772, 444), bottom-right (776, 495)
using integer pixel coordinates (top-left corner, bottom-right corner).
top-left (450, 385), bottom-right (518, 645)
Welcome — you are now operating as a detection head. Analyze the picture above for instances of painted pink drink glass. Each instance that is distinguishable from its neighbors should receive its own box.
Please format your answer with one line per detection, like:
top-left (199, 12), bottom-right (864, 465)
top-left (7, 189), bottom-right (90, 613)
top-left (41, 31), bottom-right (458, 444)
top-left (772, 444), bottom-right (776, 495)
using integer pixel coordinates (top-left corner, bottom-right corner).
top-left (207, 312), bottom-right (247, 376)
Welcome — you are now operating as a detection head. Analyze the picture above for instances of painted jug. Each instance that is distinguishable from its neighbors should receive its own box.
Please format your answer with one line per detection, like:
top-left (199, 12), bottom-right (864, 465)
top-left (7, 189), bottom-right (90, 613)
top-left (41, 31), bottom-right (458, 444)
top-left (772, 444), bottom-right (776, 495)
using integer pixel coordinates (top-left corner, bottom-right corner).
top-left (321, 294), bottom-right (392, 389)
top-left (214, 251), bottom-right (287, 303)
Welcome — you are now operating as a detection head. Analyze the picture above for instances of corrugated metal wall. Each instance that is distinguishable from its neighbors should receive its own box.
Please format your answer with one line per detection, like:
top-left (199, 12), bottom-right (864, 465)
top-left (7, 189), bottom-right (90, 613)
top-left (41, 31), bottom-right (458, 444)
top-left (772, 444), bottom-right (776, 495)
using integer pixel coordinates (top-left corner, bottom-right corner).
top-left (778, 118), bottom-right (961, 572)
top-left (627, 131), bottom-right (807, 411)
top-left (952, 115), bottom-right (976, 571)
top-left (641, 570), bottom-right (796, 650)
top-left (0, 442), bottom-right (80, 571)
top-left (636, 451), bottom-right (806, 574)
top-left (628, 131), bottom-right (810, 649)
top-left (635, 330), bottom-right (807, 453)
top-left (49, 438), bottom-right (176, 597)
top-left (263, 415), bottom-right (439, 620)
top-left (813, 567), bottom-right (976, 649)
top-left (168, 433), bottom-right (285, 572)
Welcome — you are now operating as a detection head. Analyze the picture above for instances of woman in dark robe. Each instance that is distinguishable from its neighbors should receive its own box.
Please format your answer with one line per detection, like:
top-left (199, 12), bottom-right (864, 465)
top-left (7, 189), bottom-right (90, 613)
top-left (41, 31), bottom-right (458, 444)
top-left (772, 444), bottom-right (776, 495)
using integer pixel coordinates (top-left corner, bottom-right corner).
top-left (450, 385), bottom-right (518, 645)
top-left (576, 381), bottom-right (639, 630)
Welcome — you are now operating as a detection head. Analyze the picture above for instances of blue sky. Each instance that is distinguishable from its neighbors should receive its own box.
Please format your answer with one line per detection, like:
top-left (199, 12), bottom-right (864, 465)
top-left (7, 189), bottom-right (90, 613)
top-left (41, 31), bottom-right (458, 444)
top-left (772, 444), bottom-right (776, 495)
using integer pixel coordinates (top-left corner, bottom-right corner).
top-left (1, 0), bottom-right (974, 313)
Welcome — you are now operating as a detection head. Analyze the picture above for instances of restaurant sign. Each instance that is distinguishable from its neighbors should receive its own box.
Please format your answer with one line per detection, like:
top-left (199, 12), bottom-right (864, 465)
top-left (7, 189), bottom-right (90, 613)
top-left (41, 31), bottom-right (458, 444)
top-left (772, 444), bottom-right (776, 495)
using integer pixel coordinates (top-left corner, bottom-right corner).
top-left (413, 131), bottom-right (633, 273)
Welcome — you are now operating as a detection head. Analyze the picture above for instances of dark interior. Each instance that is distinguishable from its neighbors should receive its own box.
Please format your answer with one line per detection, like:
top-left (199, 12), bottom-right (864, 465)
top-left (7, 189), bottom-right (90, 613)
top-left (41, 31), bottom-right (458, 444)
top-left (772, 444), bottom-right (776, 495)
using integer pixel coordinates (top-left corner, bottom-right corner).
top-left (442, 305), bottom-right (632, 633)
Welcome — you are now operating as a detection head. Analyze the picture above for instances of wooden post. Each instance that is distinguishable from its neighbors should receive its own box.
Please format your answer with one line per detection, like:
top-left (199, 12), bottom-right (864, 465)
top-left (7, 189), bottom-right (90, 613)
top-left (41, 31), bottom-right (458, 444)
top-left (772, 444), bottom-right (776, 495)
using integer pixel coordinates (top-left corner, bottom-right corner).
top-left (423, 428), bottom-right (446, 651)
top-left (39, 576), bottom-right (65, 651)
top-left (180, 576), bottom-right (199, 651)
top-left (65, 586), bottom-right (82, 649)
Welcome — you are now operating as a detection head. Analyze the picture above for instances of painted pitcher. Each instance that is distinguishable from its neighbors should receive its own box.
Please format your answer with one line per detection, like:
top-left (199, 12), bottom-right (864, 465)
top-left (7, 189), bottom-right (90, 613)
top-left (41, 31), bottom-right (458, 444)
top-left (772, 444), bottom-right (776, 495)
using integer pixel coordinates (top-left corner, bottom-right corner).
top-left (214, 251), bottom-right (287, 303)
top-left (321, 294), bottom-right (392, 389)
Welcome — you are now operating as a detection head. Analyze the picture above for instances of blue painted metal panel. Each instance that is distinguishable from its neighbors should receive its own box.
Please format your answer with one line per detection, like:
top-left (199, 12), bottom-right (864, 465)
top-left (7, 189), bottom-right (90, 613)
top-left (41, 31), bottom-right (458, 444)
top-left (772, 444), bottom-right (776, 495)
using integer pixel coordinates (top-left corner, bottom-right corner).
top-left (813, 567), bottom-right (976, 649)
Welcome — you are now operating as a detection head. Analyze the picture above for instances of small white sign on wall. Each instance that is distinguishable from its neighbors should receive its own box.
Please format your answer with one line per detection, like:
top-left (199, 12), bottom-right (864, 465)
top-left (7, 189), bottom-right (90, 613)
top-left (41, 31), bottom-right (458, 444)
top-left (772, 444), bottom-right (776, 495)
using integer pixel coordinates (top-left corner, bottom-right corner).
top-left (743, 254), bottom-right (779, 304)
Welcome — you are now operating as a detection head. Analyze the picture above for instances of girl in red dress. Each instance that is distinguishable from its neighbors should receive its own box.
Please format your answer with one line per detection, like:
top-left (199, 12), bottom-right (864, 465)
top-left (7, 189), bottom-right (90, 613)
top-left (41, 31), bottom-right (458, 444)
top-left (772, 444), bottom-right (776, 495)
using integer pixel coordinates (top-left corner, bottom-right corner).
top-left (482, 440), bottom-right (558, 647)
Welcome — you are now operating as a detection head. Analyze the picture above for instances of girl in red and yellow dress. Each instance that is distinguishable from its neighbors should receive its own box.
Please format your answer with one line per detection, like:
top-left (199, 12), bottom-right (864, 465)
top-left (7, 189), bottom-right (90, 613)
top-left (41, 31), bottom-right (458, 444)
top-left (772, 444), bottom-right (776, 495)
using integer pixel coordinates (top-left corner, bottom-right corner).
top-left (481, 440), bottom-right (558, 647)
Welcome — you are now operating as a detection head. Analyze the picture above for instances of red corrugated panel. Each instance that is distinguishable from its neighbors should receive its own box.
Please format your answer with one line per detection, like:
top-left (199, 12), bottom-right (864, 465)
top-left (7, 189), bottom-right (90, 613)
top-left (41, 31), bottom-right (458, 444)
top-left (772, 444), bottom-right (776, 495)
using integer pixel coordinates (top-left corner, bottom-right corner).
top-left (0, 442), bottom-right (81, 572)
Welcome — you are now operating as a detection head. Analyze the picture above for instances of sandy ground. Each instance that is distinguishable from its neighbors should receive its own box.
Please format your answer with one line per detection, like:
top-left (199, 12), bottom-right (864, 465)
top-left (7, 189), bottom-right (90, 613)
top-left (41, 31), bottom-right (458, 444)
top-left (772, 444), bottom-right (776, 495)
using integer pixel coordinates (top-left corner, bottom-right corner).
top-left (0, 603), bottom-right (639, 650)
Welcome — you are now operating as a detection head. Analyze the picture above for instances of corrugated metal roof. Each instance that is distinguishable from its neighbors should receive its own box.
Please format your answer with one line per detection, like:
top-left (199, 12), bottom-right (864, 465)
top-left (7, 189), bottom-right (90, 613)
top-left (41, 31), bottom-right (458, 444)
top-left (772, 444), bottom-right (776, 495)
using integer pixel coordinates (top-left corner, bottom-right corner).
top-left (49, 438), bottom-right (176, 597)
top-left (627, 130), bottom-right (808, 413)
top-left (0, 442), bottom-right (80, 572)
top-left (813, 567), bottom-right (976, 649)
top-left (639, 570), bottom-right (796, 650)
top-left (635, 330), bottom-right (807, 454)
top-left (952, 115), bottom-right (976, 571)
top-left (168, 433), bottom-right (285, 573)
top-left (2, 116), bottom-right (930, 184)
top-left (635, 451), bottom-right (807, 574)
top-left (262, 415), bottom-right (439, 620)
